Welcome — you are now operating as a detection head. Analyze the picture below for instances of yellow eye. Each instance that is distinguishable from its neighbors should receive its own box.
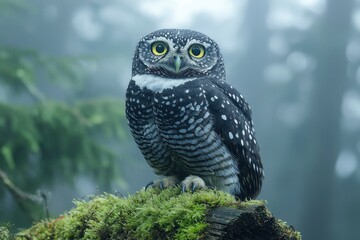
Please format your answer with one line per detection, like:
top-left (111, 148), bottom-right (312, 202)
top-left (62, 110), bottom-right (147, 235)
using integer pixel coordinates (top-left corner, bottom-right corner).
top-left (151, 41), bottom-right (168, 56)
top-left (189, 44), bottom-right (205, 59)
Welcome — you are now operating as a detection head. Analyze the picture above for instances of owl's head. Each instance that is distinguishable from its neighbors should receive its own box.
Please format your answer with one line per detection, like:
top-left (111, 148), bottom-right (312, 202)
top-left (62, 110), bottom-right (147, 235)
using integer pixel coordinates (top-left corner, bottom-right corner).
top-left (132, 29), bottom-right (225, 79)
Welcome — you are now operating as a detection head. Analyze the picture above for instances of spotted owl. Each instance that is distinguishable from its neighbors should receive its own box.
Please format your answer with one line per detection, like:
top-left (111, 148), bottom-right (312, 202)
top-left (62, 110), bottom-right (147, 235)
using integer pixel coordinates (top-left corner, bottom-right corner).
top-left (125, 29), bottom-right (264, 200)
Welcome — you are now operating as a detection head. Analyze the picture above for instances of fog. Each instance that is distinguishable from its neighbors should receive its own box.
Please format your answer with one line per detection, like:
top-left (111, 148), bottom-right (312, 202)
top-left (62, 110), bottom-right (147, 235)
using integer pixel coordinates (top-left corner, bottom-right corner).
top-left (0, 0), bottom-right (359, 239)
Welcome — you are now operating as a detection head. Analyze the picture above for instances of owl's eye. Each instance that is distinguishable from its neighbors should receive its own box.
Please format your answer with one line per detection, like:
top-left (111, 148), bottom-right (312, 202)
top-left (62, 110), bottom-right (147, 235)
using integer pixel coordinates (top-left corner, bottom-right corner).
top-left (151, 41), bottom-right (168, 56)
top-left (189, 44), bottom-right (205, 59)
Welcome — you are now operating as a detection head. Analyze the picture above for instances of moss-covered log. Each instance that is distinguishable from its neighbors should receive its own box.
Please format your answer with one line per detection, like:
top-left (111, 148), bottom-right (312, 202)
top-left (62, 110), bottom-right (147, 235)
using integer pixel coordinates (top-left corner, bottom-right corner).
top-left (7, 188), bottom-right (300, 240)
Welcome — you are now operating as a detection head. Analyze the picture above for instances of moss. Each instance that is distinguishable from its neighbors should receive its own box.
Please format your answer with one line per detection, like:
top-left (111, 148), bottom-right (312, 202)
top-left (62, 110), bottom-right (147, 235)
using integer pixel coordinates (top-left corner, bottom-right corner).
top-left (277, 219), bottom-right (302, 240)
top-left (15, 188), bottom-right (300, 240)
top-left (0, 224), bottom-right (14, 240)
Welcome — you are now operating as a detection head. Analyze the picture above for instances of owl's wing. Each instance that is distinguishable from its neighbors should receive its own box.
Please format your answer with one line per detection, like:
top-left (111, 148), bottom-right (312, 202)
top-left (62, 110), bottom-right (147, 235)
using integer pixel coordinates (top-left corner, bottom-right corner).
top-left (205, 79), bottom-right (264, 200)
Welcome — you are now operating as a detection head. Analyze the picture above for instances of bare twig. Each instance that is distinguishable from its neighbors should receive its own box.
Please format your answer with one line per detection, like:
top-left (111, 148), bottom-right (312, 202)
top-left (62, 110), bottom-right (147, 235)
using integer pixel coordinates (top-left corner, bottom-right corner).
top-left (21, 80), bottom-right (46, 102)
top-left (0, 168), bottom-right (42, 204)
top-left (38, 190), bottom-right (50, 218)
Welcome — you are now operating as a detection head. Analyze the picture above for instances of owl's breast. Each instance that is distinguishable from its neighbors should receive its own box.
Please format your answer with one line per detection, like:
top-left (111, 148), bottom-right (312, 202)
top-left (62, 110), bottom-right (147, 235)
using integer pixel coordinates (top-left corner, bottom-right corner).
top-left (125, 80), bottom-right (154, 129)
top-left (152, 81), bottom-right (212, 139)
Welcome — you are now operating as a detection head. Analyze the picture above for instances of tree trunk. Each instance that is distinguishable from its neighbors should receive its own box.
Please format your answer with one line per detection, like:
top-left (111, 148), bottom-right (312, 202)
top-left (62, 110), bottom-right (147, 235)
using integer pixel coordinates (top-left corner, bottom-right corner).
top-left (301, 1), bottom-right (353, 239)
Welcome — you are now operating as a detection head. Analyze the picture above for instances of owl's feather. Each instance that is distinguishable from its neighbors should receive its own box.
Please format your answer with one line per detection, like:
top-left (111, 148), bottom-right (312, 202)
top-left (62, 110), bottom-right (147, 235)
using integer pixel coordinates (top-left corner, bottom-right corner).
top-left (206, 79), bottom-right (263, 199)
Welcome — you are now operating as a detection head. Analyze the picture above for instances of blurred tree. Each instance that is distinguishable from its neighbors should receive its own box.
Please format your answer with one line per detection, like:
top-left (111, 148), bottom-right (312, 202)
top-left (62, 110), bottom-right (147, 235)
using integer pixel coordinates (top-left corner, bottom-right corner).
top-left (0, 0), bottom-right (127, 227)
top-left (299, 0), bottom-right (354, 239)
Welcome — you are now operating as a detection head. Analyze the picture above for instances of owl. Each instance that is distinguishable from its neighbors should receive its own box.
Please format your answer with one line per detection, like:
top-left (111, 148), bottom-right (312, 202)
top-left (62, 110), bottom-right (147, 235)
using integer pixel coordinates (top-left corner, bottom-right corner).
top-left (125, 29), bottom-right (264, 200)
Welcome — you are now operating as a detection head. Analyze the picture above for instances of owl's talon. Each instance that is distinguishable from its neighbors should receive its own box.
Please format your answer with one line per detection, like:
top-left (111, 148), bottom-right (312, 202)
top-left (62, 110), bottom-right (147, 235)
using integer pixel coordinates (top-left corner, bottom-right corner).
top-left (159, 181), bottom-right (164, 190)
top-left (180, 175), bottom-right (206, 193)
top-left (150, 176), bottom-right (179, 190)
top-left (191, 182), bottom-right (197, 193)
top-left (145, 181), bottom-right (154, 191)
top-left (181, 184), bottom-right (186, 193)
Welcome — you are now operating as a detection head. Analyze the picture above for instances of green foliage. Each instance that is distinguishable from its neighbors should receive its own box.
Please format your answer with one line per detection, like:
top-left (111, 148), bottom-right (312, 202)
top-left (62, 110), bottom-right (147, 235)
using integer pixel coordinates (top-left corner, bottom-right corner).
top-left (0, 9), bottom-right (129, 225)
top-left (0, 47), bottom-right (85, 97)
top-left (0, 0), bottom-right (30, 13)
top-left (0, 98), bottom-right (127, 188)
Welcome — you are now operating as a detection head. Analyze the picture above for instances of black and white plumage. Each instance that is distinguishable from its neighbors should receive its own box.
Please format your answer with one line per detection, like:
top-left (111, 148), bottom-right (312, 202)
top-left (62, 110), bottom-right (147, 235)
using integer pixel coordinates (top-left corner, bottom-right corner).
top-left (126, 29), bottom-right (264, 200)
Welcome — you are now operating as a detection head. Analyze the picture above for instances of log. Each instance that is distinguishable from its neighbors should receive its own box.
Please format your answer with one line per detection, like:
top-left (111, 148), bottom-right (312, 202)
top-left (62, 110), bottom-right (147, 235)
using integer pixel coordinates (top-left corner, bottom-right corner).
top-left (205, 204), bottom-right (299, 240)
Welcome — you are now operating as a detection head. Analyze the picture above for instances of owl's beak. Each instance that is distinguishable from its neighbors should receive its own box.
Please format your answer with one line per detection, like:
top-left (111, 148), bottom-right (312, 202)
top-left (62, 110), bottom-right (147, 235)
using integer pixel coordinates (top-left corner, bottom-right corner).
top-left (174, 56), bottom-right (181, 73)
